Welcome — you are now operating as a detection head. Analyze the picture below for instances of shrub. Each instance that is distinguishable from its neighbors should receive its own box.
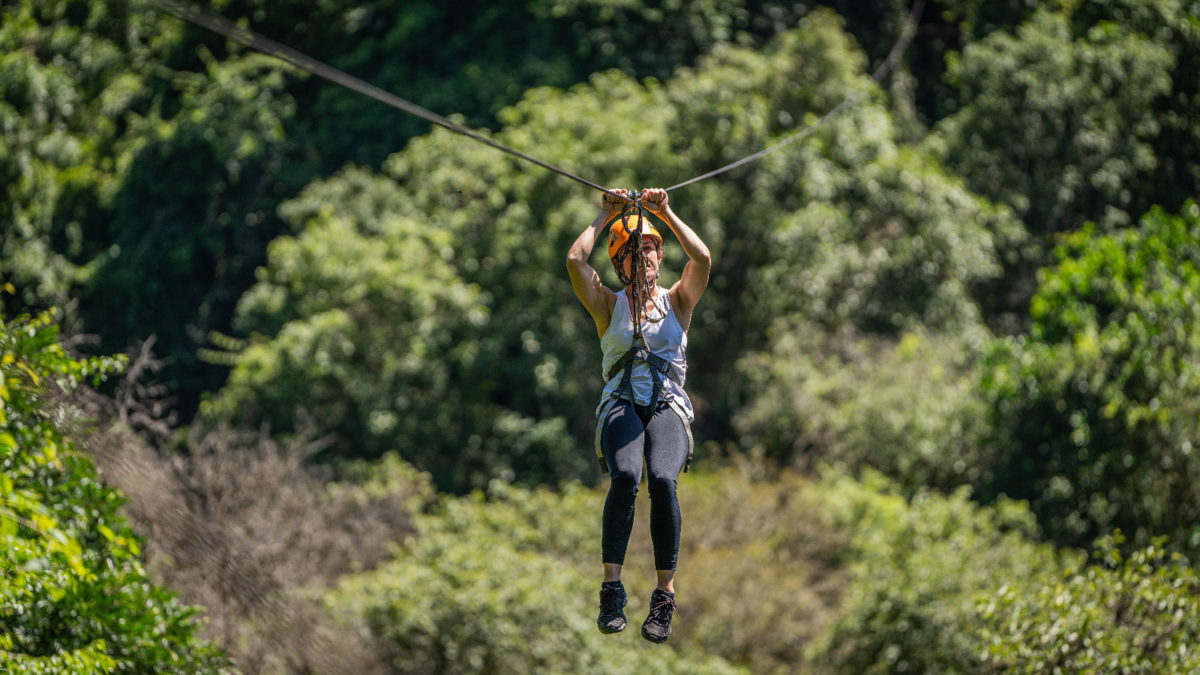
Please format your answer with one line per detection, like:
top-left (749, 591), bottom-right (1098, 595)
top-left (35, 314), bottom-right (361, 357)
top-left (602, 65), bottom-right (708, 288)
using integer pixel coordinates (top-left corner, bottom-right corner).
top-left (0, 311), bottom-right (228, 672)
top-left (806, 469), bottom-right (1072, 673)
top-left (978, 202), bottom-right (1200, 552)
top-left (672, 467), bottom-right (850, 673)
top-left (325, 479), bottom-right (742, 674)
top-left (736, 326), bottom-right (988, 493)
top-left (807, 469), bottom-right (1200, 674)
top-left (977, 534), bottom-right (1200, 673)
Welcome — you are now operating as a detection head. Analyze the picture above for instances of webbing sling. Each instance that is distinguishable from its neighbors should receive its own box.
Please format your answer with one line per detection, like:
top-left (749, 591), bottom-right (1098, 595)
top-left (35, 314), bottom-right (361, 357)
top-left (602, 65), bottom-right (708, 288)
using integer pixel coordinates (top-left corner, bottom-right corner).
top-left (607, 336), bottom-right (672, 410)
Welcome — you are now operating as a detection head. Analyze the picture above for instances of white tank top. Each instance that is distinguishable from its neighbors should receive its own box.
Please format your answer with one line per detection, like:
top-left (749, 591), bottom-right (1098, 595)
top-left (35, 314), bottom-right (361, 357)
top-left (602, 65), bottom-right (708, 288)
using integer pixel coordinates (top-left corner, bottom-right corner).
top-left (598, 287), bottom-right (694, 422)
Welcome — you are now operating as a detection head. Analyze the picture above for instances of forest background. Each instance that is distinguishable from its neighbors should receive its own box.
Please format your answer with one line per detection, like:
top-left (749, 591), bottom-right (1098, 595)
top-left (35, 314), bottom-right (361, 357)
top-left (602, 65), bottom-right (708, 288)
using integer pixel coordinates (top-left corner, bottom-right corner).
top-left (3, 0), bottom-right (1200, 672)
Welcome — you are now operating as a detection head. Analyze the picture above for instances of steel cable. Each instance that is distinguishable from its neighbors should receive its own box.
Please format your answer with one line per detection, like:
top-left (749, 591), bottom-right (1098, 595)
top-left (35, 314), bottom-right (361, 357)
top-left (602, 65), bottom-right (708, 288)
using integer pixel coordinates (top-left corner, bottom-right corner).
top-left (148, 0), bottom-right (627, 199)
top-left (149, 0), bottom-right (924, 199)
top-left (665, 0), bottom-right (924, 191)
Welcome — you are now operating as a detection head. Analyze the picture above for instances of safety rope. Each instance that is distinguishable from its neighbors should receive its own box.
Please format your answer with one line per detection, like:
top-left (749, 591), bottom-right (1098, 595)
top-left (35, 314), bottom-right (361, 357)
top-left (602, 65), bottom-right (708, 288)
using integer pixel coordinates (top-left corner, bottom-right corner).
top-left (148, 0), bottom-right (925, 201)
top-left (610, 192), bottom-right (666, 334)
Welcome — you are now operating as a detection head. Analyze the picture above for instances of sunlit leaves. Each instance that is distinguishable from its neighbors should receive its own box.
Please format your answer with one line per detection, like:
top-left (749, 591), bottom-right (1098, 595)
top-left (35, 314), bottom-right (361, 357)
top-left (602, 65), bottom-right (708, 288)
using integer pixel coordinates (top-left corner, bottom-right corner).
top-left (327, 478), bottom-right (744, 674)
top-left (977, 536), bottom-right (1200, 673)
top-left (978, 203), bottom-right (1200, 552)
top-left (809, 470), bottom-right (1066, 673)
top-left (0, 312), bottom-right (227, 671)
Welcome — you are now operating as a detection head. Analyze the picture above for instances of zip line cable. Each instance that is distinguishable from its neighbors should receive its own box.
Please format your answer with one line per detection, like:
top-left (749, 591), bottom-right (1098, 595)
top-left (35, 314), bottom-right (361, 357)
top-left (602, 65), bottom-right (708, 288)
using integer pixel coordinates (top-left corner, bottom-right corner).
top-left (665, 0), bottom-right (925, 192)
top-left (148, 0), bottom-right (623, 199)
top-left (149, 0), bottom-right (923, 200)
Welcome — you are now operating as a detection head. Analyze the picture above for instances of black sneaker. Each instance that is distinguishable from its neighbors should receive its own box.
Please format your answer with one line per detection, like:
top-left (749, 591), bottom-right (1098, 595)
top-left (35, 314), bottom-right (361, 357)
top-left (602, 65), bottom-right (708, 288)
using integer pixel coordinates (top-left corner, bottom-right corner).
top-left (597, 581), bottom-right (627, 634)
top-left (641, 589), bottom-right (676, 643)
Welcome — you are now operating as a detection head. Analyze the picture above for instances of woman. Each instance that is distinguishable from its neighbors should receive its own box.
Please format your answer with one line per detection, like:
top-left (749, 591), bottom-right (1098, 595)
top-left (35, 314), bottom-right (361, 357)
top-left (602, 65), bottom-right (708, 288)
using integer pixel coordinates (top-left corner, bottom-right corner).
top-left (566, 187), bottom-right (711, 643)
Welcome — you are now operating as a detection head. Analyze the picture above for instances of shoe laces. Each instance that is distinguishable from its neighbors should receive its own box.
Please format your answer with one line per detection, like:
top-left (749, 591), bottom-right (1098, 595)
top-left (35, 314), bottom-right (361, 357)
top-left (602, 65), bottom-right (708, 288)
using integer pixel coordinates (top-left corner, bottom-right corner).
top-left (600, 585), bottom-right (625, 614)
top-left (647, 593), bottom-right (675, 626)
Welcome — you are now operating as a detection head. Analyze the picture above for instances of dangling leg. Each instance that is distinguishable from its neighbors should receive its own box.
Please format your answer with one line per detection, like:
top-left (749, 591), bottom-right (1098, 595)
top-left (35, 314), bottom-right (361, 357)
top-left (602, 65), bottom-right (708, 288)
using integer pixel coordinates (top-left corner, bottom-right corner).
top-left (597, 400), bottom-right (644, 634)
top-left (640, 405), bottom-right (689, 643)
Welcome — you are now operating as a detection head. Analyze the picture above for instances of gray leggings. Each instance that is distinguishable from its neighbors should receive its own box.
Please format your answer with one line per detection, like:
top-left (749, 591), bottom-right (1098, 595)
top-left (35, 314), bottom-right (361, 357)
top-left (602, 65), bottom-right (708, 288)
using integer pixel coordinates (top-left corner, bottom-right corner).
top-left (600, 399), bottom-right (690, 571)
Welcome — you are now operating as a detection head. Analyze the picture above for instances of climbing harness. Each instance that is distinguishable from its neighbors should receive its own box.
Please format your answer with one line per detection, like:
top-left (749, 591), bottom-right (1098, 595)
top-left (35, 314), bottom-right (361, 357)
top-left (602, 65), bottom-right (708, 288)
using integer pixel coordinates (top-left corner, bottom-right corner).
top-left (593, 191), bottom-right (694, 474)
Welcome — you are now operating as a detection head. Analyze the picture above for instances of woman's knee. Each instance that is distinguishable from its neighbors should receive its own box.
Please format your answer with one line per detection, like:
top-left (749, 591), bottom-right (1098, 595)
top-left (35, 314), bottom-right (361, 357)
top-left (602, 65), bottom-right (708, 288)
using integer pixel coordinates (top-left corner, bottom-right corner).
top-left (646, 474), bottom-right (677, 500)
top-left (608, 468), bottom-right (640, 497)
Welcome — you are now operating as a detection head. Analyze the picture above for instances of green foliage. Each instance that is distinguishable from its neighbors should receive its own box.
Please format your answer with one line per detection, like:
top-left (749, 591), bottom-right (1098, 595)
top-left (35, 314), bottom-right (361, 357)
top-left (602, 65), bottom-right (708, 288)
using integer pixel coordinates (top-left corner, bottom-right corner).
top-left (729, 110), bottom-right (1016, 475)
top-left (951, 0), bottom-right (1057, 42)
top-left (933, 1), bottom-right (1199, 321)
top-left (747, 147), bottom-right (1018, 336)
top-left (807, 469), bottom-right (1070, 673)
top-left (205, 166), bottom-right (583, 490)
top-left (81, 48), bottom-right (305, 409)
top-left (935, 7), bottom-right (1172, 235)
top-left (807, 469), bottom-right (1200, 673)
top-left (670, 468), bottom-right (850, 673)
top-left (948, 0), bottom-right (1200, 218)
top-left (736, 329), bottom-right (989, 490)
top-left (325, 479), bottom-right (743, 674)
top-left (0, 0), bottom-right (172, 309)
top-left (978, 203), bottom-right (1200, 552)
top-left (977, 534), bottom-right (1200, 673)
top-left (0, 0), bottom-right (305, 413)
top-left (286, 0), bottom-right (813, 173)
top-left (330, 463), bottom-right (847, 674)
top-left (0, 312), bottom-right (228, 672)
top-left (324, 464), bottom-right (1200, 673)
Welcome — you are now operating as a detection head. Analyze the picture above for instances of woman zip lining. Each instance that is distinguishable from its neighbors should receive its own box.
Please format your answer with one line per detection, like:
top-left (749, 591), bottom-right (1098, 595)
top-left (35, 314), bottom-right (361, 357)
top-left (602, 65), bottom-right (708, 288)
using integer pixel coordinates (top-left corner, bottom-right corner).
top-left (153, 0), bottom-right (922, 645)
top-left (566, 187), bottom-right (711, 643)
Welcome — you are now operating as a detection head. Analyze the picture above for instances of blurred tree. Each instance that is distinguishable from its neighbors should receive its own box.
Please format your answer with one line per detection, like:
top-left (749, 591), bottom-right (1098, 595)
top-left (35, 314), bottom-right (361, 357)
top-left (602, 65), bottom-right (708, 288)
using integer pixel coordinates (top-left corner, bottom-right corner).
top-left (0, 0), bottom-right (306, 415)
top-left (807, 469), bottom-right (1200, 673)
top-left (932, 1), bottom-right (1195, 327)
top-left (0, 0), bottom-right (172, 312)
top-left (325, 479), bottom-right (742, 674)
top-left (205, 168), bottom-right (560, 491)
top-left (936, 8), bottom-right (1170, 235)
top-left (80, 49), bottom-right (306, 413)
top-left (977, 535), bottom-right (1200, 673)
top-left (0, 311), bottom-right (227, 672)
top-left (978, 202), bottom-right (1200, 553)
top-left (723, 55), bottom-right (1020, 470)
top-left (808, 470), bottom-right (1070, 673)
top-left (736, 328), bottom-right (990, 488)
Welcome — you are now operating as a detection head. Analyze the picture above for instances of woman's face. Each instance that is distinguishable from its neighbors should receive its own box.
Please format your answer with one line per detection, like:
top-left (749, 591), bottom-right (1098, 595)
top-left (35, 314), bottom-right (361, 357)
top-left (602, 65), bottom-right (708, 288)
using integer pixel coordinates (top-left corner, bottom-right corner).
top-left (621, 238), bottom-right (662, 285)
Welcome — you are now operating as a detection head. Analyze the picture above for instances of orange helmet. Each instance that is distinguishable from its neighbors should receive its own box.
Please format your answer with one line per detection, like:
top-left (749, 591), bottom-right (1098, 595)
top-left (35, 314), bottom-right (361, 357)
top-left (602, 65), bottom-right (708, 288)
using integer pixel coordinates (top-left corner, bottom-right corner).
top-left (607, 213), bottom-right (663, 260)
